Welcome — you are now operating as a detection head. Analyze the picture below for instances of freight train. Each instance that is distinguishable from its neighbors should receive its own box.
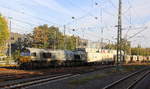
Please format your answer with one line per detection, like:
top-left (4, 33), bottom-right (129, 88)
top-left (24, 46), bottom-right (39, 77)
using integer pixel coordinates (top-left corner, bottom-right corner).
top-left (18, 48), bottom-right (87, 68)
top-left (17, 48), bottom-right (150, 68)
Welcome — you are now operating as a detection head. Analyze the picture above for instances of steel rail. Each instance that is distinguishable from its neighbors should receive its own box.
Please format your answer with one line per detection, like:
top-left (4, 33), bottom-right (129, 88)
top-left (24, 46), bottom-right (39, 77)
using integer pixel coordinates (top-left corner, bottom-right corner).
top-left (103, 67), bottom-right (150, 89)
top-left (127, 71), bottom-right (150, 89)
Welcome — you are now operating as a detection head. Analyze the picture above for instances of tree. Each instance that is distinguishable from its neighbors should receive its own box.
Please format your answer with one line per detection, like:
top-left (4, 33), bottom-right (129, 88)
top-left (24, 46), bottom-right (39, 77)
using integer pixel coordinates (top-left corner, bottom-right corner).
top-left (104, 38), bottom-right (131, 55)
top-left (131, 47), bottom-right (150, 56)
top-left (33, 24), bottom-right (49, 48)
top-left (0, 15), bottom-right (10, 55)
top-left (104, 44), bottom-right (117, 50)
top-left (32, 24), bottom-right (79, 50)
top-left (121, 39), bottom-right (131, 55)
top-left (47, 26), bottom-right (61, 49)
top-left (32, 25), bottom-right (63, 49)
top-left (65, 35), bottom-right (77, 50)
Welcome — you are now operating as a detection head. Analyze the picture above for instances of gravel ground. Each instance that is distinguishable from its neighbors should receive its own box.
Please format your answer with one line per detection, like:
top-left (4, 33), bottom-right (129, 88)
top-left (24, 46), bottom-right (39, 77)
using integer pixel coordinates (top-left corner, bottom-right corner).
top-left (0, 65), bottom-right (114, 87)
top-left (0, 68), bottom-right (41, 75)
top-left (25, 67), bottom-right (140, 89)
top-left (134, 73), bottom-right (150, 89)
top-left (0, 65), bottom-right (148, 89)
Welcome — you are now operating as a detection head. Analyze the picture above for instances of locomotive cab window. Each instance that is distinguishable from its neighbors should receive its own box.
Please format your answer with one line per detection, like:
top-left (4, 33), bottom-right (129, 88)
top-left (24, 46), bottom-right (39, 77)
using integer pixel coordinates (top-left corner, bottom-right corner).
top-left (20, 49), bottom-right (30, 56)
top-left (43, 53), bottom-right (52, 58)
top-left (31, 52), bottom-right (36, 57)
top-left (74, 55), bottom-right (81, 59)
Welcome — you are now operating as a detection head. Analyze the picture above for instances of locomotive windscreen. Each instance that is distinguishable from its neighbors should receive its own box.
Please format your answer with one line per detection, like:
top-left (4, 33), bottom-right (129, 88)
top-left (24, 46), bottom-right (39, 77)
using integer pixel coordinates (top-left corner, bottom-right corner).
top-left (20, 49), bottom-right (30, 56)
top-left (43, 53), bottom-right (52, 58)
top-left (74, 55), bottom-right (81, 60)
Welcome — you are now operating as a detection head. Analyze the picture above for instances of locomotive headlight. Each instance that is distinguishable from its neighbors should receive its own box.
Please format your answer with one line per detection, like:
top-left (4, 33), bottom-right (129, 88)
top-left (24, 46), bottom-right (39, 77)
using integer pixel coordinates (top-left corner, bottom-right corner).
top-left (19, 56), bottom-right (31, 63)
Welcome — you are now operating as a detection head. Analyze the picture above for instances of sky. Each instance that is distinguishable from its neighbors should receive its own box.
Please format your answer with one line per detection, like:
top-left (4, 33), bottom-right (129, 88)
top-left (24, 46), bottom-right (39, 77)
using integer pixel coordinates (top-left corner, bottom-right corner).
top-left (0, 0), bottom-right (150, 47)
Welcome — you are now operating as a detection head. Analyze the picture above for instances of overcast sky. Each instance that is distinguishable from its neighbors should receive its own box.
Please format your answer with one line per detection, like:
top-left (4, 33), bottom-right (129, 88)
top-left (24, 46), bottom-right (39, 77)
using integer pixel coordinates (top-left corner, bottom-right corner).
top-left (0, 0), bottom-right (150, 47)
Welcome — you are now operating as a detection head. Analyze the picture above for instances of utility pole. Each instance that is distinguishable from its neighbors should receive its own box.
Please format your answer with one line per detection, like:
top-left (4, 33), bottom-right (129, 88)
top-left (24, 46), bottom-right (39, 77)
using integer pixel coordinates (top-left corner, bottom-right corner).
top-left (63, 25), bottom-right (66, 50)
top-left (76, 36), bottom-right (78, 49)
top-left (116, 0), bottom-right (122, 70)
top-left (95, 2), bottom-right (103, 52)
top-left (108, 40), bottom-right (111, 50)
top-left (54, 30), bottom-right (57, 50)
top-left (8, 17), bottom-right (12, 59)
top-left (100, 5), bottom-right (103, 52)
top-left (42, 27), bottom-right (46, 48)
top-left (119, 0), bottom-right (122, 63)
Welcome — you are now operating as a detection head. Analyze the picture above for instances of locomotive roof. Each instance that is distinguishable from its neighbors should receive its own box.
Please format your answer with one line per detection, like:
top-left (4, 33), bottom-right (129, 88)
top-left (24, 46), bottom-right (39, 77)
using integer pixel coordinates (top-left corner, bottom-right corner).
top-left (26, 48), bottom-right (74, 53)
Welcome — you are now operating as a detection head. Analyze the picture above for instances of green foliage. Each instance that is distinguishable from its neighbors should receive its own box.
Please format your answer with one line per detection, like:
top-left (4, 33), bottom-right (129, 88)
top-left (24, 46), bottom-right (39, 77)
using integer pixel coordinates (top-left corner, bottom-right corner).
top-left (65, 35), bottom-right (77, 50)
top-left (12, 50), bottom-right (20, 61)
top-left (104, 39), bottom-right (150, 56)
top-left (121, 39), bottom-right (131, 55)
top-left (69, 73), bottom-right (107, 85)
top-left (0, 15), bottom-right (10, 54)
top-left (104, 44), bottom-right (117, 50)
top-left (32, 24), bottom-right (77, 50)
top-left (131, 47), bottom-right (150, 56)
top-left (104, 39), bottom-right (131, 55)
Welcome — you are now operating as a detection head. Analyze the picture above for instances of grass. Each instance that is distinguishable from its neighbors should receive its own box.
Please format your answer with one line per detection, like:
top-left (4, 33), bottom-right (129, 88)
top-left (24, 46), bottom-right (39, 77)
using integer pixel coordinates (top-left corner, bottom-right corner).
top-left (69, 65), bottom-right (149, 86)
top-left (111, 65), bottom-right (147, 73)
top-left (69, 73), bottom-right (107, 85)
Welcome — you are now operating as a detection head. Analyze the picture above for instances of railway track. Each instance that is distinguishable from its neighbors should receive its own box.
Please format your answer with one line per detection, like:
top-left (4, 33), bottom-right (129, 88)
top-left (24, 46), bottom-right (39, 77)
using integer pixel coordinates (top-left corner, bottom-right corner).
top-left (127, 71), bottom-right (150, 89)
top-left (0, 65), bottom-right (115, 89)
top-left (0, 74), bottom-right (80, 89)
top-left (0, 73), bottom-right (42, 82)
top-left (103, 67), bottom-right (150, 89)
top-left (0, 65), bottom-right (115, 82)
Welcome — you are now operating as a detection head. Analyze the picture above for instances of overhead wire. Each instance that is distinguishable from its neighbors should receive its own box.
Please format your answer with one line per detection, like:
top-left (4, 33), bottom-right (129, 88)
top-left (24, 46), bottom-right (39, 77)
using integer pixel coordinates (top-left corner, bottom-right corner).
top-left (12, 19), bottom-right (36, 27)
top-left (15, 0), bottom-right (67, 26)
top-left (11, 21), bottom-right (33, 30)
top-left (66, 0), bottom-right (117, 42)
top-left (1, 0), bottom-right (140, 44)
top-left (124, 0), bottom-right (132, 38)
top-left (0, 5), bottom-right (61, 26)
top-left (124, 0), bottom-right (149, 41)
top-left (127, 27), bottom-right (148, 40)
top-left (108, 0), bottom-right (117, 9)
top-left (67, 0), bottom-right (96, 17)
